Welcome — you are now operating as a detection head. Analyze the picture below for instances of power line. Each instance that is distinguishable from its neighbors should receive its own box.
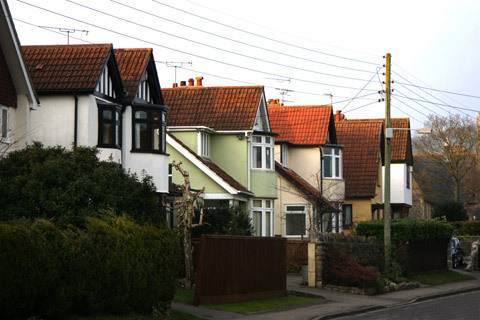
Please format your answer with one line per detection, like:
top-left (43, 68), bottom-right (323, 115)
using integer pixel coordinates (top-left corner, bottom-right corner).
top-left (18, 1), bottom-right (379, 93)
top-left (341, 67), bottom-right (382, 112)
top-left (151, 0), bottom-right (380, 67)
top-left (392, 94), bottom-right (479, 113)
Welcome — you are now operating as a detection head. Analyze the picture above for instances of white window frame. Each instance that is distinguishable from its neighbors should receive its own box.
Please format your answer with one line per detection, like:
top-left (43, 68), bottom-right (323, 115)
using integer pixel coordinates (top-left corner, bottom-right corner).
top-left (0, 106), bottom-right (9, 143)
top-left (198, 132), bottom-right (210, 158)
top-left (322, 146), bottom-right (342, 179)
top-left (285, 204), bottom-right (307, 237)
top-left (251, 199), bottom-right (273, 237)
top-left (281, 144), bottom-right (288, 167)
top-left (251, 135), bottom-right (274, 170)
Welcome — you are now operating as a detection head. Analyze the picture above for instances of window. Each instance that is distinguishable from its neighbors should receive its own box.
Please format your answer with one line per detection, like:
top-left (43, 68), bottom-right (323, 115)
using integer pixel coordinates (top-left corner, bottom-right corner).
top-left (252, 199), bottom-right (273, 236)
top-left (252, 135), bottom-right (274, 170)
top-left (0, 107), bottom-right (8, 142)
top-left (199, 132), bottom-right (210, 158)
top-left (132, 108), bottom-right (166, 153)
top-left (98, 104), bottom-right (121, 148)
top-left (281, 144), bottom-right (288, 166)
top-left (322, 147), bottom-right (342, 179)
top-left (285, 205), bottom-right (306, 237)
top-left (343, 204), bottom-right (352, 227)
top-left (406, 165), bottom-right (411, 189)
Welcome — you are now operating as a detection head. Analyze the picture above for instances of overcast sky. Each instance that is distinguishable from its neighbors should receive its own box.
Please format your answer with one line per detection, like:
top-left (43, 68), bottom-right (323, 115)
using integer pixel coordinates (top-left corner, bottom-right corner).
top-left (6, 0), bottom-right (480, 128)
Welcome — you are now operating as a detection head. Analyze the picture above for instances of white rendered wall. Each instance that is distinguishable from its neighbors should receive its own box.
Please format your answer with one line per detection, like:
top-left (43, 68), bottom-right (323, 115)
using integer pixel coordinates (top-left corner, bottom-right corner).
top-left (382, 163), bottom-right (412, 205)
top-left (288, 147), bottom-right (321, 187)
top-left (129, 153), bottom-right (169, 193)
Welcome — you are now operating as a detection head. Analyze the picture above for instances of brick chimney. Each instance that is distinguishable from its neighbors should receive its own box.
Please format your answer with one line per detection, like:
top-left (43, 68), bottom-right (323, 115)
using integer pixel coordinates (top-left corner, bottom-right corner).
top-left (267, 99), bottom-right (282, 106)
top-left (172, 83), bottom-right (178, 88)
top-left (195, 76), bottom-right (204, 86)
top-left (335, 110), bottom-right (345, 122)
top-left (188, 78), bottom-right (194, 86)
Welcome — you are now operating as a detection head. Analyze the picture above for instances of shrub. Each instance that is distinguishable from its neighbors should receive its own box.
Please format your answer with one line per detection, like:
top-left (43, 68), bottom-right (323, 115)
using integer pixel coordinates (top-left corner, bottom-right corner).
top-left (432, 201), bottom-right (469, 222)
top-left (462, 221), bottom-right (480, 235)
top-left (191, 205), bottom-right (253, 237)
top-left (355, 218), bottom-right (453, 244)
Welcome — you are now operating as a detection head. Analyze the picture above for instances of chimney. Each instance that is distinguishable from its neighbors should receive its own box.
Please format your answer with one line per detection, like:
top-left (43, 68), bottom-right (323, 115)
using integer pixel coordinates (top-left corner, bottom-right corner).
top-left (180, 81), bottom-right (186, 87)
top-left (267, 99), bottom-right (282, 107)
top-left (188, 78), bottom-right (194, 86)
top-left (195, 76), bottom-right (204, 86)
top-left (335, 110), bottom-right (341, 122)
top-left (172, 83), bottom-right (178, 88)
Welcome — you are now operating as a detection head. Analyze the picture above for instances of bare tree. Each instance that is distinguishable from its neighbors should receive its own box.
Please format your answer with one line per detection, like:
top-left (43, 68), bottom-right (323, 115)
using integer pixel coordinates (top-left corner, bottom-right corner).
top-left (170, 161), bottom-right (206, 288)
top-left (413, 114), bottom-right (480, 204)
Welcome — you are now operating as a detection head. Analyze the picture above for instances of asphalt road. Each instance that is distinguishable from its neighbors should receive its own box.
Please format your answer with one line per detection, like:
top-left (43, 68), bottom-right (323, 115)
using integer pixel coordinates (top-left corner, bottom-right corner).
top-left (334, 290), bottom-right (480, 320)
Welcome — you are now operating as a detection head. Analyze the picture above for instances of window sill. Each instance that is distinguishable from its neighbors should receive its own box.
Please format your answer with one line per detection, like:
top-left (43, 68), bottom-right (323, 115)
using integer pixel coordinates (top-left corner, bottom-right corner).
top-left (131, 149), bottom-right (168, 155)
top-left (98, 145), bottom-right (121, 150)
top-left (322, 177), bottom-right (344, 181)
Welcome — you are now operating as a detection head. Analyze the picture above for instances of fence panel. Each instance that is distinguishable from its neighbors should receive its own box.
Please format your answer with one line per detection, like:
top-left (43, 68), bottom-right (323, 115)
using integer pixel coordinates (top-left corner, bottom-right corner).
top-left (194, 235), bottom-right (287, 305)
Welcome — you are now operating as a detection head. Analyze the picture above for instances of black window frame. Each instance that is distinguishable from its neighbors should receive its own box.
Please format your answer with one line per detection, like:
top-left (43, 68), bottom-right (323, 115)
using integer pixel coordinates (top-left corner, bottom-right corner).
top-left (132, 106), bottom-right (167, 153)
top-left (98, 103), bottom-right (122, 149)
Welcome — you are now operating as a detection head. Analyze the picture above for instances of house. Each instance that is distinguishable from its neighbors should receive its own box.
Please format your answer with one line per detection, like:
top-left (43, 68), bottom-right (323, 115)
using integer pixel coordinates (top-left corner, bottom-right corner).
top-left (335, 115), bottom-right (384, 228)
top-left (0, 0), bottom-right (39, 155)
top-left (22, 44), bottom-right (169, 196)
top-left (267, 100), bottom-right (345, 233)
top-left (335, 111), bottom-right (413, 219)
top-left (162, 79), bottom-right (277, 236)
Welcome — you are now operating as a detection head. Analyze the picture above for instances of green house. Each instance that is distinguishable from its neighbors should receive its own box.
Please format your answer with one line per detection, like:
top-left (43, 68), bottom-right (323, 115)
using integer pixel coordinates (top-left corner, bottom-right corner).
top-left (163, 80), bottom-right (277, 236)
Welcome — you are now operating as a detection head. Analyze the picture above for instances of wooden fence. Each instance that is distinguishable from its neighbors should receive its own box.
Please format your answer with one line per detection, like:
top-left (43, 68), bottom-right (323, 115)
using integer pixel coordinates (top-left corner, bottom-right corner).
top-left (193, 234), bottom-right (287, 305)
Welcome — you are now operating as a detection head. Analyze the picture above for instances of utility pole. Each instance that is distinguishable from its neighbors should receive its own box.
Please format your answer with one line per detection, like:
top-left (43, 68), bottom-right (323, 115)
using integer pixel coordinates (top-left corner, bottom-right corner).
top-left (384, 53), bottom-right (392, 272)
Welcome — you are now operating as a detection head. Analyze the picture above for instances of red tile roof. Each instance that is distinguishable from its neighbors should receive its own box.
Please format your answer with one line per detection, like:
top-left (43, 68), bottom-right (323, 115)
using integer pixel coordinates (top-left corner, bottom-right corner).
top-left (114, 48), bottom-right (151, 103)
top-left (335, 120), bottom-right (384, 198)
top-left (168, 133), bottom-right (252, 195)
top-left (268, 105), bottom-right (334, 145)
top-left (275, 162), bottom-right (338, 212)
top-left (162, 86), bottom-right (264, 131)
top-left (22, 44), bottom-right (113, 93)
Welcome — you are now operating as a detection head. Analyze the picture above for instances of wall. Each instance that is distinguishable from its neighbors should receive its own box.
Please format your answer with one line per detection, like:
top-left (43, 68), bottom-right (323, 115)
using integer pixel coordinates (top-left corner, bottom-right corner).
top-left (210, 134), bottom-right (248, 188)
top-left (288, 147), bottom-right (321, 187)
top-left (250, 169), bottom-right (277, 199)
top-left (382, 163), bottom-right (412, 205)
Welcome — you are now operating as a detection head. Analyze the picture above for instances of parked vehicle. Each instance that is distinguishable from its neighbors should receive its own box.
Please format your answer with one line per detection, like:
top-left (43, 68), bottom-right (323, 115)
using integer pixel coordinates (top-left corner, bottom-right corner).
top-left (451, 237), bottom-right (464, 269)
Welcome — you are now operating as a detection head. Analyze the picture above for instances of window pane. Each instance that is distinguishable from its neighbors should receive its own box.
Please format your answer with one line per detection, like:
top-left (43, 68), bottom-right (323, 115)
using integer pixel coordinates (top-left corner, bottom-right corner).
top-left (135, 123), bottom-right (148, 149)
top-left (323, 156), bottom-right (332, 177)
top-left (152, 123), bottom-right (160, 150)
top-left (265, 211), bottom-right (271, 236)
top-left (253, 146), bottom-right (262, 168)
top-left (103, 123), bottom-right (113, 144)
top-left (323, 147), bottom-right (332, 155)
top-left (266, 147), bottom-right (272, 169)
top-left (343, 205), bottom-right (352, 226)
top-left (286, 213), bottom-right (306, 236)
top-left (1, 109), bottom-right (7, 138)
top-left (252, 200), bottom-right (262, 208)
top-left (135, 110), bottom-right (148, 119)
top-left (334, 148), bottom-right (340, 155)
top-left (152, 111), bottom-right (161, 121)
top-left (253, 211), bottom-right (262, 236)
top-left (265, 137), bottom-right (271, 144)
top-left (265, 200), bottom-right (271, 208)
top-left (253, 136), bottom-right (262, 143)
top-left (335, 157), bottom-right (340, 177)
top-left (103, 109), bottom-right (113, 120)
top-left (286, 206), bottom-right (306, 212)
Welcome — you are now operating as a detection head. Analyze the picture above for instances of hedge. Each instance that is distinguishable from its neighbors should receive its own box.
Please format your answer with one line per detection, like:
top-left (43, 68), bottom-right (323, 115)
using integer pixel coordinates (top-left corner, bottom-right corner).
top-left (355, 219), bottom-right (453, 244)
top-left (0, 213), bottom-right (180, 319)
top-left (462, 221), bottom-right (480, 235)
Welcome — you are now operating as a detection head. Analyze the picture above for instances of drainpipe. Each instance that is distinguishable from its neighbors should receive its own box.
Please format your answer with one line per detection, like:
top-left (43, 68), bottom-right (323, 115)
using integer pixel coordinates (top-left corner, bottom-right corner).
top-left (74, 94), bottom-right (78, 147)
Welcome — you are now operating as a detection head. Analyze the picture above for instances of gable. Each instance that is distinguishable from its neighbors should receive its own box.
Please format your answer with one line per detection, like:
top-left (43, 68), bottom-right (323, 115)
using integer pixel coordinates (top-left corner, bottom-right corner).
top-left (163, 85), bottom-right (265, 131)
top-left (268, 105), bottom-right (333, 145)
top-left (0, 47), bottom-right (16, 107)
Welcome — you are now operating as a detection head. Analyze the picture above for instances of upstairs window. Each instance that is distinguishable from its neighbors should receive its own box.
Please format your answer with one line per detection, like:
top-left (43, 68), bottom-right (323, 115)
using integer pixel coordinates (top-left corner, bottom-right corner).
top-left (199, 132), bottom-right (210, 158)
top-left (281, 144), bottom-right (288, 167)
top-left (406, 165), bottom-right (411, 189)
top-left (98, 104), bottom-right (121, 148)
top-left (252, 135), bottom-right (273, 170)
top-left (323, 146), bottom-right (342, 179)
top-left (133, 108), bottom-right (166, 153)
top-left (0, 106), bottom-right (8, 142)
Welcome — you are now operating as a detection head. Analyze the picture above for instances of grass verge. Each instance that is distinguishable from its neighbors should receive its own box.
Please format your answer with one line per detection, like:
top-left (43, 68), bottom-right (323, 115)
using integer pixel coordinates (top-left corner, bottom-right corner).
top-left (69, 310), bottom-right (203, 320)
top-left (410, 271), bottom-right (475, 286)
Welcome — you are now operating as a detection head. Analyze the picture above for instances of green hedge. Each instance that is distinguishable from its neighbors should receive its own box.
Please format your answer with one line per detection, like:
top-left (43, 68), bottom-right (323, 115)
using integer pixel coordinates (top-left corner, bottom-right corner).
top-left (462, 221), bottom-right (480, 235)
top-left (0, 213), bottom-right (180, 319)
top-left (355, 219), bottom-right (453, 244)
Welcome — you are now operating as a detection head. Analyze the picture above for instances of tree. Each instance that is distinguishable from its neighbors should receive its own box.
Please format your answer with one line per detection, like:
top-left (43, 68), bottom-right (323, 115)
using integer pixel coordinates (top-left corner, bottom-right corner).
top-left (413, 114), bottom-right (480, 205)
top-left (0, 142), bottom-right (160, 226)
top-left (432, 201), bottom-right (469, 222)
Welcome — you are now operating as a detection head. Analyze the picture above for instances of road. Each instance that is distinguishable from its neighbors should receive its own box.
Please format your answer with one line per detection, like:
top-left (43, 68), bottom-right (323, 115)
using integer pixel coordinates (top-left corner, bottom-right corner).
top-left (335, 290), bottom-right (480, 320)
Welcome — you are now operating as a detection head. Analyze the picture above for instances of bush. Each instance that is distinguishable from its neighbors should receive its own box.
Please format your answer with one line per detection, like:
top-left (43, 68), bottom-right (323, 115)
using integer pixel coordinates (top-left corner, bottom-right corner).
top-left (191, 204), bottom-right (253, 237)
top-left (355, 218), bottom-right (453, 244)
top-left (462, 221), bottom-right (480, 235)
top-left (0, 214), bottom-right (180, 319)
top-left (432, 201), bottom-right (469, 222)
top-left (0, 143), bottom-right (161, 227)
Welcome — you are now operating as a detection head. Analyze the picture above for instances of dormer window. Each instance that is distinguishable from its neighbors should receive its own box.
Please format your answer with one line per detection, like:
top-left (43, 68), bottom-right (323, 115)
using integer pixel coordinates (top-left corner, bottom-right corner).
top-left (252, 135), bottom-right (274, 170)
top-left (136, 73), bottom-right (151, 103)
top-left (95, 65), bottom-right (116, 98)
top-left (199, 132), bottom-right (210, 158)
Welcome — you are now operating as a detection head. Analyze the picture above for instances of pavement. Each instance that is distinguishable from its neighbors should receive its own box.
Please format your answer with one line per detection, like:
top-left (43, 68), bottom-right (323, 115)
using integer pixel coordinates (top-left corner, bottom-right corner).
top-left (172, 268), bottom-right (480, 320)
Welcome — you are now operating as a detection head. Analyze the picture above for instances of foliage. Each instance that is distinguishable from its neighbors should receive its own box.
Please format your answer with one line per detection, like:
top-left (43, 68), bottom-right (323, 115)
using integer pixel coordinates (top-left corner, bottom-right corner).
top-left (355, 218), bottom-right (453, 244)
top-left (432, 201), bottom-right (469, 222)
top-left (0, 214), bottom-right (180, 319)
top-left (462, 220), bottom-right (480, 235)
top-left (322, 247), bottom-right (380, 289)
top-left (191, 203), bottom-right (253, 237)
top-left (413, 114), bottom-right (479, 204)
top-left (0, 142), bottom-right (160, 226)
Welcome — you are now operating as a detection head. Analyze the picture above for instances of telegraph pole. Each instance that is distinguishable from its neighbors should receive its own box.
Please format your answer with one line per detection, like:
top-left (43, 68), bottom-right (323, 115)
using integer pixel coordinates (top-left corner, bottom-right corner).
top-left (384, 53), bottom-right (392, 272)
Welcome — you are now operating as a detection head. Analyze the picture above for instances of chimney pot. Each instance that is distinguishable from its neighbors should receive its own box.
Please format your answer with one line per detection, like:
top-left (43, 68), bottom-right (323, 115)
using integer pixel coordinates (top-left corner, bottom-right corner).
top-left (335, 110), bottom-right (341, 122)
top-left (180, 81), bottom-right (186, 87)
top-left (188, 78), bottom-right (194, 86)
top-left (195, 76), bottom-right (204, 86)
top-left (172, 83), bottom-right (178, 88)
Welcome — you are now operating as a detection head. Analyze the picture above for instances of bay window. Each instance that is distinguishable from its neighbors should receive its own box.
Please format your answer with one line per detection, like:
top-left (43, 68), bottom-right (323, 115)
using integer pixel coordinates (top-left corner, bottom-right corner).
top-left (98, 103), bottom-right (122, 148)
top-left (252, 135), bottom-right (273, 170)
top-left (133, 108), bottom-right (167, 153)
top-left (322, 146), bottom-right (342, 179)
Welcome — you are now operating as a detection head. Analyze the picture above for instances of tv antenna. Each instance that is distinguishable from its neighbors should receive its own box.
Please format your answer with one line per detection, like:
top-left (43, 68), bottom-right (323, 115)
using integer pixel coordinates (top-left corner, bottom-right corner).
top-left (276, 88), bottom-right (293, 105)
top-left (39, 26), bottom-right (89, 44)
top-left (158, 61), bottom-right (193, 84)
